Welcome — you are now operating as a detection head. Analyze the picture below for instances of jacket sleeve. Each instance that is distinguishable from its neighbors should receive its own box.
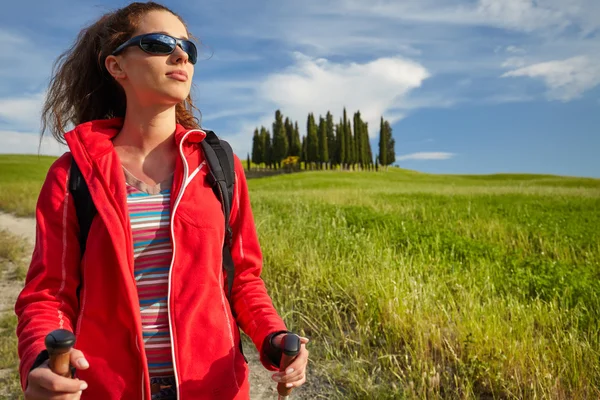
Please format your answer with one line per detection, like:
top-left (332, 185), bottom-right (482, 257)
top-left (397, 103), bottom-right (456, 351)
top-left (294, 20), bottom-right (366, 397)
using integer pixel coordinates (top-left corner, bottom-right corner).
top-left (14, 153), bottom-right (82, 390)
top-left (228, 155), bottom-right (288, 371)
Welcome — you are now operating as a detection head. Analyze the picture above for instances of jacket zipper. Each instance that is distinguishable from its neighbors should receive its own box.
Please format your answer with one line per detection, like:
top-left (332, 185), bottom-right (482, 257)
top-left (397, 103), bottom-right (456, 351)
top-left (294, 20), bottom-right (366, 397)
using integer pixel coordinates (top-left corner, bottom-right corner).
top-left (165, 130), bottom-right (203, 400)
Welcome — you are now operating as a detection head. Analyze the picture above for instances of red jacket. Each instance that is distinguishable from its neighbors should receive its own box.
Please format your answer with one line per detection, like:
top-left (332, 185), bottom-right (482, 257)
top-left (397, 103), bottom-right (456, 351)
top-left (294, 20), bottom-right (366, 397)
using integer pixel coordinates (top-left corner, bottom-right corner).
top-left (15, 118), bottom-right (287, 399)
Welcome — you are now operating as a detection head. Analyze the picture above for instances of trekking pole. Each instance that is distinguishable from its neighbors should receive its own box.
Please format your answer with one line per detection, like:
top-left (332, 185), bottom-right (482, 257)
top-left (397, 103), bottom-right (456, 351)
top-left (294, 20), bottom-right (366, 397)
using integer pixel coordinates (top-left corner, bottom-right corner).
top-left (273, 333), bottom-right (301, 399)
top-left (45, 329), bottom-right (76, 378)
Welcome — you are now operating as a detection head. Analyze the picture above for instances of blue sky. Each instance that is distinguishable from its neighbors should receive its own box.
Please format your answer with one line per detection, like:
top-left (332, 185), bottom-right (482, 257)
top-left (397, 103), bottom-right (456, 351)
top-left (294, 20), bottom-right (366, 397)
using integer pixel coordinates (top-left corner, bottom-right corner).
top-left (0, 0), bottom-right (599, 177)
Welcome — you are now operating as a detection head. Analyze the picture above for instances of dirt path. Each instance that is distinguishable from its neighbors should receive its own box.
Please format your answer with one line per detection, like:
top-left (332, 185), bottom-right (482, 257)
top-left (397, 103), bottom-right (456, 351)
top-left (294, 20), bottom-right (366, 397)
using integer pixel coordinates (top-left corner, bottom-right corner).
top-left (0, 212), bottom-right (285, 399)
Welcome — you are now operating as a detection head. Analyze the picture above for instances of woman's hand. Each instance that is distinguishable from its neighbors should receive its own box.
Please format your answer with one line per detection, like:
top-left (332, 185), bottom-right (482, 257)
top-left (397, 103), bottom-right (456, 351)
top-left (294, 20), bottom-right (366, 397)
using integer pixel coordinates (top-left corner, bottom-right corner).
top-left (24, 348), bottom-right (89, 400)
top-left (271, 336), bottom-right (310, 389)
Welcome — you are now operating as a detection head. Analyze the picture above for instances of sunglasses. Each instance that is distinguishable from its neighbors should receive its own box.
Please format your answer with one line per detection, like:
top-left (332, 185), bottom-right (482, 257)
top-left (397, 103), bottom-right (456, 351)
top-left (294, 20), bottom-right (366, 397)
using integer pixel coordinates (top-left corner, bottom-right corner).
top-left (112, 33), bottom-right (198, 64)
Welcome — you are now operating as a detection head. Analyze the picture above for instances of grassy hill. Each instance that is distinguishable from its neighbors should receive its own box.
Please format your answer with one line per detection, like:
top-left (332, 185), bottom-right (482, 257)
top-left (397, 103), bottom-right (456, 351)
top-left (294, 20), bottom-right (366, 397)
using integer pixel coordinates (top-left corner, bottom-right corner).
top-left (1, 155), bottom-right (599, 398)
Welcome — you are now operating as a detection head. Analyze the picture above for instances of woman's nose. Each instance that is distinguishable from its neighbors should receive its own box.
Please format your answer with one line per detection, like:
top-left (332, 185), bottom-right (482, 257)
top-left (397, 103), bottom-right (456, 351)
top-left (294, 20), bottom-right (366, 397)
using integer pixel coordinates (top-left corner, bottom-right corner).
top-left (171, 45), bottom-right (189, 64)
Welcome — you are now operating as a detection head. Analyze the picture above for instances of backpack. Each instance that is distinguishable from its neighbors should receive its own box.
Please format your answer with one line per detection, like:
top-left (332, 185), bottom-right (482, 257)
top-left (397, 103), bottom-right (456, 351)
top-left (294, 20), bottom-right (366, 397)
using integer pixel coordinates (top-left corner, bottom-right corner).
top-left (68, 130), bottom-right (246, 359)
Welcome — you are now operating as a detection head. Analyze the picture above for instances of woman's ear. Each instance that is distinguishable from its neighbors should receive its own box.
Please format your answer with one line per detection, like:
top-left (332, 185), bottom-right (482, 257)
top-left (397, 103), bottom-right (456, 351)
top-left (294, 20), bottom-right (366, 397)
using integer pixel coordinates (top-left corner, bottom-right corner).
top-left (105, 55), bottom-right (127, 80)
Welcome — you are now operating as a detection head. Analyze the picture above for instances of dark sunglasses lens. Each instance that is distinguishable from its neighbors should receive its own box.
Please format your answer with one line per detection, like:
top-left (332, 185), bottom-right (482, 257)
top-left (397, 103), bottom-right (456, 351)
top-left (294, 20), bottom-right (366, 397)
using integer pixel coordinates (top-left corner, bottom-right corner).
top-left (140, 34), bottom-right (175, 54)
top-left (181, 41), bottom-right (198, 64)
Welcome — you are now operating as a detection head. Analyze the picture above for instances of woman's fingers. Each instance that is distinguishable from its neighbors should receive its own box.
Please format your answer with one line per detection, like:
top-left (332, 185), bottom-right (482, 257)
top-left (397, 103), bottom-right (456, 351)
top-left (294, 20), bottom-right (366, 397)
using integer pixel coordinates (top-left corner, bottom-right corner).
top-left (69, 348), bottom-right (89, 370)
top-left (272, 344), bottom-right (309, 384)
top-left (26, 360), bottom-right (88, 400)
top-left (33, 365), bottom-right (88, 393)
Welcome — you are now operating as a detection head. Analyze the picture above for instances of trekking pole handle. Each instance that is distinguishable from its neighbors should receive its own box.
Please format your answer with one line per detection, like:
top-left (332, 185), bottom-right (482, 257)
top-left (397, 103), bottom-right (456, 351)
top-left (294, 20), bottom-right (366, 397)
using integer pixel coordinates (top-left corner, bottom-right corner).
top-left (45, 329), bottom-right (76, 378)
top-left (273, 333), bottom-right (301, 399)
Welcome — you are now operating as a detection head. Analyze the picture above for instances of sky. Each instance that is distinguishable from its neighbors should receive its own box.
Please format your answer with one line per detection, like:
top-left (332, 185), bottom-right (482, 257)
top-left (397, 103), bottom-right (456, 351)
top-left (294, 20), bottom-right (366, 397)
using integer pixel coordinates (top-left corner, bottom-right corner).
top-left (0, 0), bottom-right (599, 177)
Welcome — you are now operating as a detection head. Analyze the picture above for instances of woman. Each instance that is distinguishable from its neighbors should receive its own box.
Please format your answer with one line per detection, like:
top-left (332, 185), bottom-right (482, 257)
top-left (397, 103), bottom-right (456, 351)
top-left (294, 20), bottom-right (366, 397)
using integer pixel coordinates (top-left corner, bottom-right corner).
top-left (14, 2), bottom-right (309, 399)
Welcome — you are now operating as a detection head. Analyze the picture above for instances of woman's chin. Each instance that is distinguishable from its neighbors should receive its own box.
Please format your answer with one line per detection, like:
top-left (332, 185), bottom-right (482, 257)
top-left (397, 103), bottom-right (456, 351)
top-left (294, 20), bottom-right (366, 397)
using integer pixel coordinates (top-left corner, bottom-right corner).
top-left (157, 91), bottom-right (191, 106)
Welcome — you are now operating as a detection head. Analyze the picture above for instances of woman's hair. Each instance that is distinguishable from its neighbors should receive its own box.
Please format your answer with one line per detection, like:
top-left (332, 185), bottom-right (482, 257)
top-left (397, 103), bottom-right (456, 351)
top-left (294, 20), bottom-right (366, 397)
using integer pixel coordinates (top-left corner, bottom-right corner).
top-left (41, 1), bottom-right (201, 144)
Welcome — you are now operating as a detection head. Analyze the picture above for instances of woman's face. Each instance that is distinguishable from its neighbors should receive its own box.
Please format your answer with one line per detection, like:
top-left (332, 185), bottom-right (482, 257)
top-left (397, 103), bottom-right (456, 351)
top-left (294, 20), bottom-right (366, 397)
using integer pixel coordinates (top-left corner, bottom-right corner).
top-left (107, 10), bottom-right (194, 107)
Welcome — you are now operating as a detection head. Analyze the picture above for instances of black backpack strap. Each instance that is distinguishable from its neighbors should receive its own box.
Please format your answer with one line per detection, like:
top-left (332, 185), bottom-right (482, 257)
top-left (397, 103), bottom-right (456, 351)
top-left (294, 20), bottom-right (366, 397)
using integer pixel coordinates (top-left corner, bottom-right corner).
top-left (201, 130), bottom-right (246, 361)
top-left (201, 130), bottom-right (235, 299)
top-left (69, 157), bottom-right (97, 255)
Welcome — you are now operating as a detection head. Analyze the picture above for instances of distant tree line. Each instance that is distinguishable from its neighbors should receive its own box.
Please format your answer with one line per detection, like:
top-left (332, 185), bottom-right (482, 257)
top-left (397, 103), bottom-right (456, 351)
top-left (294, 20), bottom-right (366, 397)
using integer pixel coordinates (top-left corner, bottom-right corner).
top-left (249, 108), bottom-right (396, 171)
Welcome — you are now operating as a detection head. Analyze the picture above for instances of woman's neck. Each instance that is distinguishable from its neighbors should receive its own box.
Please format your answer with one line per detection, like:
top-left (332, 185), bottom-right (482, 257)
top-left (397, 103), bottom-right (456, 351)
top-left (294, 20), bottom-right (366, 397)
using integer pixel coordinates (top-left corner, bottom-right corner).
top-left (111, 103), bottom-right (180, 186)
top-left (114, 103), bottom-right (178, 156)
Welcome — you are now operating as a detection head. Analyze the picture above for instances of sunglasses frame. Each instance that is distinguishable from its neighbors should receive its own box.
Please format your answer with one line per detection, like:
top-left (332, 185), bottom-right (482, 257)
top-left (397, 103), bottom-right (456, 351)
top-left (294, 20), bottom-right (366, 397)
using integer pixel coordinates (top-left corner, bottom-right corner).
top-left (111, 33), bottom-right (198, 64)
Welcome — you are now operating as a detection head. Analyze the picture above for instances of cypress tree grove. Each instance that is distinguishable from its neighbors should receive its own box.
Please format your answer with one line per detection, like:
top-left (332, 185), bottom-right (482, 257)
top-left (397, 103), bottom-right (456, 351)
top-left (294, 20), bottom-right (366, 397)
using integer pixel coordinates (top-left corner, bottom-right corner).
top-left (250, 109), bottom-right (392, 173)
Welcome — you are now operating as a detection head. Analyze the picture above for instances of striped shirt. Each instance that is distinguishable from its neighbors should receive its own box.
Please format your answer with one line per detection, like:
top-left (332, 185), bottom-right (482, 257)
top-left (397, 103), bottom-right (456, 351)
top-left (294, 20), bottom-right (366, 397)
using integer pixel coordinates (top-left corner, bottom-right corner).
top-left (124, 167), bottom-right (175, 379)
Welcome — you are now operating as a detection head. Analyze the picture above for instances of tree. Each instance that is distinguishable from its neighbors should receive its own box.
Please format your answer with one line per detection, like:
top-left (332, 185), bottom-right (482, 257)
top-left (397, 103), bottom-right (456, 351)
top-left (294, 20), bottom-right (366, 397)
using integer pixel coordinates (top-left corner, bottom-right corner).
top-left (272, 110), bottom-right (288, 169)
top-left (343, 108), bottom-right (354, 168)
top-left (336, 118), bottom-right (345, 169)
top-left (342, 108), bottom-right (349, 168)
top-left (318, 116), bottom-right (329, 169)
top-left (326, 111), bottom-right (335, 167)
top-left (246, 153), bottom-right (251, 171)
top-left (378, 118), bottom-right (395, 168)
top-left (251, 128), bottom-right (262, 166)
top-left (300, 135), bottom-right (306, 167)
top-left (363, 121), bottom-right (373, 169)
top-left (385, 121), bottom-right (395, 167)
top-left (306, 113), bottom-right (319, 169)
top-left (260, 126), bottom-right (272, 169)
top-left (284, 117), bottom-right (293, 156)
top-left (290, 121), bottom-right (302, 157)
top-left (353, 111), bottom-right (364, 169)
top-left (378, 117), bottom-right (387, 167)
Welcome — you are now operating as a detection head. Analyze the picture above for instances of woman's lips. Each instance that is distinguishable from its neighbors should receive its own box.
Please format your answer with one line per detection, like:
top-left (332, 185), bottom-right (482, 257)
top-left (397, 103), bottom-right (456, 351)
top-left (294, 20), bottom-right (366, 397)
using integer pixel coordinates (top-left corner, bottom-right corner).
top-left (166, 70), bottom-right (188, 82)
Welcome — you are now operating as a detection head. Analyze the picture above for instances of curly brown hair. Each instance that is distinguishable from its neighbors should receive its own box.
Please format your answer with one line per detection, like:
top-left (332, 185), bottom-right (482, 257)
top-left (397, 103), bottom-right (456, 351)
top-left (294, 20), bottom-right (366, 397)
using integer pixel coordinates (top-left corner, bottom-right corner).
top-left (41, 1), bottom-right (201, 144)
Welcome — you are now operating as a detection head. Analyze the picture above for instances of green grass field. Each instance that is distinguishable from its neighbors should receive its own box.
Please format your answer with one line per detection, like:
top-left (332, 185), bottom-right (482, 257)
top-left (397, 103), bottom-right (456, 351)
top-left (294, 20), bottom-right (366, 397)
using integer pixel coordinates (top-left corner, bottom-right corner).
top-left (0, 155), bottom-right (57, 217)
top-left (1, 155), bottom-right (599, 398)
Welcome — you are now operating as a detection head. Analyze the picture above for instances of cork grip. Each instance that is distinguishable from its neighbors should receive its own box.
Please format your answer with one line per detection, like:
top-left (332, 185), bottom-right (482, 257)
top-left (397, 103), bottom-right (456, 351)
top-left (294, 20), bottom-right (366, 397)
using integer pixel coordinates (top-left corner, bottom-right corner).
top-left (45, 329), bottom-right (76, 378)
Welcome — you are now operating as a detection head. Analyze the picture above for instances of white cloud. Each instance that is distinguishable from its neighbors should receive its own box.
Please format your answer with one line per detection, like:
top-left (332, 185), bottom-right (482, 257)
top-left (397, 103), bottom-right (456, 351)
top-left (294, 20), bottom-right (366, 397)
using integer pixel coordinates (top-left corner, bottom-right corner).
top-left (199, 52), bottom-right (430, 158)
top-left (258, 52), bottom-right (430, 138)
top-left (0, 92), bottom-right (45, 132)
top-left (333, 0), bottom-right (572, 32)
top-left (0, 131), bottom-right (67, 156)
top-left (473, 0), bottom-right (566, 32)
top-left (396, 152), bottom-right (456, 161)
top-left (506, 45), bottom-right (526, 54)
top-left (501, 55), bottom-right (600, 101)
top-left (502, 57), bottom-right (527, 68)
